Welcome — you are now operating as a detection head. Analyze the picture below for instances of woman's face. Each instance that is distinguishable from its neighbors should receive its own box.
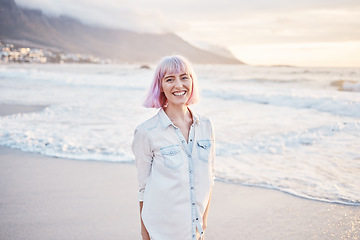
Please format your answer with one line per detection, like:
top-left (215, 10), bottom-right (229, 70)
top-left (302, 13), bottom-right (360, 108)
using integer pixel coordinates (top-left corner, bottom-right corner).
top-left (161, 71), bottom-right (192, 107)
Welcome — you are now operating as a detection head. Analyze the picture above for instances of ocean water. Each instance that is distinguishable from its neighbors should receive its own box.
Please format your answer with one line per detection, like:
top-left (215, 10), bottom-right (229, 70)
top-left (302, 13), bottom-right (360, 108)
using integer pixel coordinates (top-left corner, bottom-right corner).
top-left (1, 64), bottom-right (359, 206)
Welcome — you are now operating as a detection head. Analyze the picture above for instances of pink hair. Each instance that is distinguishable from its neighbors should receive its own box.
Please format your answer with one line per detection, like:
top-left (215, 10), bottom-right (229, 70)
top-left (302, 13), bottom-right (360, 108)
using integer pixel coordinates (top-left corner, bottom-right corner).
top-left (143, 55), bottom-right (199, 108)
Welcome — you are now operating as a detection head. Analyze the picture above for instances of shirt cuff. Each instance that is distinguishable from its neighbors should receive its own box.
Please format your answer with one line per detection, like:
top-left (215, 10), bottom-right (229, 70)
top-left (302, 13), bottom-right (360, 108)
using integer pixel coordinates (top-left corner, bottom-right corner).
top-left (138, 189), bottom-right (145, 202)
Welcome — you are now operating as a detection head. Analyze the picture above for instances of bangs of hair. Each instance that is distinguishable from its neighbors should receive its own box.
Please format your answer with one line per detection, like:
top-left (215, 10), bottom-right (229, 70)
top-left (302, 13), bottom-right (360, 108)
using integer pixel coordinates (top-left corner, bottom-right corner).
top-left (157, 57), bottom-right (190, 81)
top-left (143, 55), bottom-right (199, 108)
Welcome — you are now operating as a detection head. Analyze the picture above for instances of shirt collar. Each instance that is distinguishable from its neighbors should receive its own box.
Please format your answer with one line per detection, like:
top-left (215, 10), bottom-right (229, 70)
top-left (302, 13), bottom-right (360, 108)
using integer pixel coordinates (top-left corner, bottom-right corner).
top-left (158, 107), bottom-right (200, 130)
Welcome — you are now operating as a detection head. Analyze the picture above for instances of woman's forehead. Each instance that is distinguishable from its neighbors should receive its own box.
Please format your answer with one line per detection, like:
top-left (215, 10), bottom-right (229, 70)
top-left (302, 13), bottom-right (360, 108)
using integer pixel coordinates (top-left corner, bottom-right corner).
top-left (164, 70), bottom-right (189, 77)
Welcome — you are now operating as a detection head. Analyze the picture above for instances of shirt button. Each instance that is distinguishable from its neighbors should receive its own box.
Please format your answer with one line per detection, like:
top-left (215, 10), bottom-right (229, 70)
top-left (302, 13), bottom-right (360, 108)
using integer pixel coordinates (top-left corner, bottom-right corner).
top-left (188, 155), bottom-right (191, 158)
top-left (191, 187), bottom-right (194, 190)
top-left (190, 170), bottom-right (193, 173)
top-left (182, 140), bottom-right (185, 143)
top-left (192, 203), bottom-right (195, 205)
top-left (190, 139), bottom-right (193, 141)
top-left (193, 235), bottom-right (195, 238)
top-left (170, 151), bottom-right (173, 154)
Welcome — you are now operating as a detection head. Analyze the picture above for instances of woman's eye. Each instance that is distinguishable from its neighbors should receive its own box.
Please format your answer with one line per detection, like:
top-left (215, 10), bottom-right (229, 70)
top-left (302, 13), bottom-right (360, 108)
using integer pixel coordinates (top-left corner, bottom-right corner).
top-left (182, 76), bottom-right (189, 80)
top-left (166, 78), bottom-right (173, 82)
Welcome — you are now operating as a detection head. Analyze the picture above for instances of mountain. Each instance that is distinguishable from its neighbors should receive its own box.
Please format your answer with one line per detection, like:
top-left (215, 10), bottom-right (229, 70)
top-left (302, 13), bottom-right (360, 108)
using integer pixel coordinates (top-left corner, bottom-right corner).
top-left (0, 0), bottom-right (243, 64)
top-left (190, 41), bottom-right (239, 59)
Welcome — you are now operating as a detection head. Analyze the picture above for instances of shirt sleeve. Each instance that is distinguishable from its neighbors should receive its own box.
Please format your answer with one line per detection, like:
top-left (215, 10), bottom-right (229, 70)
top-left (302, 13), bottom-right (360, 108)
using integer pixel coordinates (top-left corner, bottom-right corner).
top-left (210, 121), bottom-right (216, 186)
top-left (132, 126), bottom-right (153, 202)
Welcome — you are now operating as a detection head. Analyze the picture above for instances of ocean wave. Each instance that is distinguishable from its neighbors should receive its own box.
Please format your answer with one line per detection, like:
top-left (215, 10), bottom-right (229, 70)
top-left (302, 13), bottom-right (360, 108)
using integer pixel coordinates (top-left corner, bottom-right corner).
top-left (216, 121), bottom-right (360, 155)
top-left (213, 120), bottom-right (360, 206)
top-left (204, 89), bottom-right (360, 118)
top-left (343, 82), bottom-right (360, 92)
top-left (215, 176), bottom-right (360, 206)
top-left (0, 130), bottom-right (133, 163)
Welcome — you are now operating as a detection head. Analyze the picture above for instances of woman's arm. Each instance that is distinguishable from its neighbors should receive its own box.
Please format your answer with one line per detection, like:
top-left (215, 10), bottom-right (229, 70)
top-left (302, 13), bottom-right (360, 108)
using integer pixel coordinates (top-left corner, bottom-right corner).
top-left (132, 127), bottom-right (153, 239)
top-left (202, 188), bottom-right (212, 231)
top-left (139, 202), bottom-right (150, 240)
top-left (203, 120), bottom-right (215, 231)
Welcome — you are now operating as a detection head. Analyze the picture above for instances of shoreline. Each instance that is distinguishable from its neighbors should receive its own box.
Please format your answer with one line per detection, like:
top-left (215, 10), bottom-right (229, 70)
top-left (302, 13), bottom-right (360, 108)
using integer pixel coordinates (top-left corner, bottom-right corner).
top-left (1, 104), bottom-right (359, 239)
top-left (216, 178), bottom-right (360, 207)
top-left (0, 104), bottom-right (47, 116)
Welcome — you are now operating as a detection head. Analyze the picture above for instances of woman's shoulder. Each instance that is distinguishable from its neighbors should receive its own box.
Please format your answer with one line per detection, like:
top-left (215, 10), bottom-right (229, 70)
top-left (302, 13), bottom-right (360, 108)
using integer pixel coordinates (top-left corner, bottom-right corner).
top-left (189, 108), bottom-right (211, 125)
top-left (192, 111), bottom-right (214, 134)
top-left (135, 111), bottom-right (161, 132)
top-left (194, 113), bottom-right (212, 126)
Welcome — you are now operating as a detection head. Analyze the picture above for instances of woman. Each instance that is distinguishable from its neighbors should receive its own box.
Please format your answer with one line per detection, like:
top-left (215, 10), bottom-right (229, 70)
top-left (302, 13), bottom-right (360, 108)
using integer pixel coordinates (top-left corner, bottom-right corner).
top-left (132, 55), bottom-right (215, 240)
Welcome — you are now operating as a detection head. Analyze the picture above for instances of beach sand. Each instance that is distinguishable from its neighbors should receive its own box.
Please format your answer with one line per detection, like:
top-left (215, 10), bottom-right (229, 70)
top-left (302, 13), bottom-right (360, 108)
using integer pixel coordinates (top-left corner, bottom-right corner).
top-left (0, 104), bottom-right (359, 240)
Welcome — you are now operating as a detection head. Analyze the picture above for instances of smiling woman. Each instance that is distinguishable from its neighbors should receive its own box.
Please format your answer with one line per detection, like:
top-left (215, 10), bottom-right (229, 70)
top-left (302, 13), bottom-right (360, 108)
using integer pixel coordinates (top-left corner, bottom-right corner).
top-left (143, 55), bottom-right (199, 108)
top-left (132, 55), bottom-right (215, 240)
top-left (161, 72), bottom-right (192, 107)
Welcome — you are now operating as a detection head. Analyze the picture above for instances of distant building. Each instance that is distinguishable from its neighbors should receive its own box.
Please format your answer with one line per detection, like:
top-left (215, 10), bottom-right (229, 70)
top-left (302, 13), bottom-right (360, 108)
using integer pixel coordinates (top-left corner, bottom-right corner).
top-left (0, 41), bottom-right (110, 64)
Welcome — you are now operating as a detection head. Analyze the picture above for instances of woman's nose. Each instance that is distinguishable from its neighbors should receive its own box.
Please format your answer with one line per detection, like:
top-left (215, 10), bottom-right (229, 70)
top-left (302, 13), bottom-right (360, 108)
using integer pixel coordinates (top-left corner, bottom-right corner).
top-left (174, 78), bottom-right (183, 88)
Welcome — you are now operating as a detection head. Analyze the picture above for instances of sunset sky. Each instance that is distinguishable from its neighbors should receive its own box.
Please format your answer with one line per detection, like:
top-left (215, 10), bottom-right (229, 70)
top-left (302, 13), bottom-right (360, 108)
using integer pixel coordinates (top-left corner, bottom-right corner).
top-left (16, 0), bottom-right (360, 67)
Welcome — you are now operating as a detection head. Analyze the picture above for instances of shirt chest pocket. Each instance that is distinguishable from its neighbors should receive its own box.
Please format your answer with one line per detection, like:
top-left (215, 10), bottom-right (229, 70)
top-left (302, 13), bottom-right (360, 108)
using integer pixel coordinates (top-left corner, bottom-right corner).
top-left (197, 140), bottom-right (212, 163)
top-left (160, 145), bottom-right (183, 169)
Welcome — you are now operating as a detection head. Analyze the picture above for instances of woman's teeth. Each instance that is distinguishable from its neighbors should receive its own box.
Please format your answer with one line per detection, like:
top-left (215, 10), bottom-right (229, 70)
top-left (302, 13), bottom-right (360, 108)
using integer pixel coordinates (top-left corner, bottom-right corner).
top-left (173, 91), bottom-right (186, 96)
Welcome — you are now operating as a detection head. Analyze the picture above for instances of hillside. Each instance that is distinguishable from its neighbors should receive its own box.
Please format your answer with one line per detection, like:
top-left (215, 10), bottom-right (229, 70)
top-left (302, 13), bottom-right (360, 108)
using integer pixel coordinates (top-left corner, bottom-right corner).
top-left (0, 0), bottom-right (243, 64)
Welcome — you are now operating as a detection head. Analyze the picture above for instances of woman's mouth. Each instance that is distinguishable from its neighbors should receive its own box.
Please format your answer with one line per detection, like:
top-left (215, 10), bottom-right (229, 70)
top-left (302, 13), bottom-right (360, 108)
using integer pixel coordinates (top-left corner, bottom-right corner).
top-left (173, 91), bottom-right (186, 96)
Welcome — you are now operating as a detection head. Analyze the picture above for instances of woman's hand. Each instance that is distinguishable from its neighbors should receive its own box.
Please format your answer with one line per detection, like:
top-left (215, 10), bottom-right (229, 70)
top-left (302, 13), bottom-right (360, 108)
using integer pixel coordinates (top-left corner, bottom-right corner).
top-left (141, 223), bottom-right (150, 240)
top-left (202, 220), bottom-right (207, 231)
top-left (140, 202), bottom-right (150, 240)
top-left (141, 231), bottom-right (150, 240)
top-left (201, 189), bottom-right (212, 239)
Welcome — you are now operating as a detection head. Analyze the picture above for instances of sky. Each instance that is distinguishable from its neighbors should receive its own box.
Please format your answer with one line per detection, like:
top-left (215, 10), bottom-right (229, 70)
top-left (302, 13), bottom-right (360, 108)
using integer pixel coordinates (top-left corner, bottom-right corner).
top-left (16, 0), bottom-right (360, 67)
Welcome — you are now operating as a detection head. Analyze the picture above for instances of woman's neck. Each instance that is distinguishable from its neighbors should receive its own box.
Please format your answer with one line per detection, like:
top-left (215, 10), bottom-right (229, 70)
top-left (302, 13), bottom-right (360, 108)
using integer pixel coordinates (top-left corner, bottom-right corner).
top-left (164, 103), bottom-right (191, 123)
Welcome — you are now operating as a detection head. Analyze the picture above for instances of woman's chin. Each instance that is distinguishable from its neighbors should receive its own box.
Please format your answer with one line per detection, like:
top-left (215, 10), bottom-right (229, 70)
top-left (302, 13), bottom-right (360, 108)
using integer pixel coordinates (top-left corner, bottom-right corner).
top-left (167, 97), bottom-right (189, 106)
top-left (168, 101), bottom-right (188, 107)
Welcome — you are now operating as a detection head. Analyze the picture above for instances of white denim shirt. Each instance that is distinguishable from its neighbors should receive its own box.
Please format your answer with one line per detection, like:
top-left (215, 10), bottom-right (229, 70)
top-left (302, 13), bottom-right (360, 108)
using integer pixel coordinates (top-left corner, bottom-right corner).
top-left (132, 108), bottom-right (215, 240)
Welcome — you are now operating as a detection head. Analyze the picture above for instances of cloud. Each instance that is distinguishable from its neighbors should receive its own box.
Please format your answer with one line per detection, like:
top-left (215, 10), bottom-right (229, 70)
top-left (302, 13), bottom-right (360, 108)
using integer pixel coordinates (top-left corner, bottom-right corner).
top-left (15, 0), bottom-right (186, 32)
top-left (177, 8), bottom-right (360, 46)
top-left (15, 0), bottom-right (360, 35)
top-left (14, 0), bottom-right (360, 67)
